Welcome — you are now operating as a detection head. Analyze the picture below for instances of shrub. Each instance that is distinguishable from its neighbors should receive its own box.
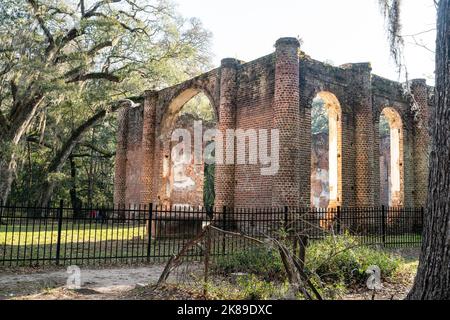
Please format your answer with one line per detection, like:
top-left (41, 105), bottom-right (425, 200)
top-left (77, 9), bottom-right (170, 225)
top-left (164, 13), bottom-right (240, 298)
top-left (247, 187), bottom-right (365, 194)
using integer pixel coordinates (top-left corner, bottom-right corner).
top-left (306, 234), bottom-right (404, 286)
top-left (237, 274), bottom-right (283, 300)
top-left (204, 275), bottom-right (289, 300)
top-left (213, 245), bottom-right (285, 281)
top-left (213, 235), bottom-right (404, 292)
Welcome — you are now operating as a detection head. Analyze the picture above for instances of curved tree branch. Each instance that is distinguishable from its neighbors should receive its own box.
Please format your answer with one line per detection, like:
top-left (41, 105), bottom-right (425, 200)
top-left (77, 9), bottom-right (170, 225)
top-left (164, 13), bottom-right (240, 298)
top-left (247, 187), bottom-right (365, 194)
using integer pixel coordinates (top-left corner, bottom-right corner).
top-left (27, 0), bottom-right (55, 52)
top-left (38, 97), bottom-right (142, 205)
top-left (66, 72), bottom-right (121, 83)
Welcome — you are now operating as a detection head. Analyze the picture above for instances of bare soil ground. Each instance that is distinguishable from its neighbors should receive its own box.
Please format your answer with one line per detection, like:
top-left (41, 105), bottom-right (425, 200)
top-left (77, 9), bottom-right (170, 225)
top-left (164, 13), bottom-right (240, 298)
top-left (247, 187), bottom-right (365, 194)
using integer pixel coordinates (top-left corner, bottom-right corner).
top-left (0, 265), bottom-right (166, 300)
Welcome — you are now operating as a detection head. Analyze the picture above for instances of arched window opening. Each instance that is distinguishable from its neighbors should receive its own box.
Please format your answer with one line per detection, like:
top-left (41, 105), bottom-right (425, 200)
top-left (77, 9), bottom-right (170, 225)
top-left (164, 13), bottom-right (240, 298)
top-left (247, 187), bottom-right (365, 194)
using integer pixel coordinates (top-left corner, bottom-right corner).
top-left (159, 91), bottom-right (217, 209)
top-left (311, 92), bottom-right (342, 209)
top-left (379, 108), bottom-right (404, 207)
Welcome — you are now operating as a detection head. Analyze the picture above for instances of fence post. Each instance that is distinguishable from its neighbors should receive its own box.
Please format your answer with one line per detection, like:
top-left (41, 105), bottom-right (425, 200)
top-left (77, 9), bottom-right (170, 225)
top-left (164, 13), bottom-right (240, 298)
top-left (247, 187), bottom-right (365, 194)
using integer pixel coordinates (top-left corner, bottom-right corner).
top-left (284, 206), bottom-right (289, 231)
top-left (222, 206), bottom-right (227, 255)
top-left (147, 203), bottom-right (153, 262)
top-left (298, 235), bottom-right (309, 272)
top-left (0, 199), bottom-right (3, 222)
top-left (336, 206), bottom-right (342, 235)
top-left (204, 225), bottom-right (212, 296)
top-left (381, 205), bottom-right (386, 247)
top-left (55, 200), bottom-right (64, 266)
top-left (421, 207), bottom-right (425, 231)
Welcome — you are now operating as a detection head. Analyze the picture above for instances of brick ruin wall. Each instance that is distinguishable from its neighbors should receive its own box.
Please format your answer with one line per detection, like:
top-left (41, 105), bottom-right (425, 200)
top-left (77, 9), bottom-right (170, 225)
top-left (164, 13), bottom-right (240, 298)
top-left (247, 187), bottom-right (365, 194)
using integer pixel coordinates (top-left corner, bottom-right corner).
top-left (114, 38), bottom-right (432, 209)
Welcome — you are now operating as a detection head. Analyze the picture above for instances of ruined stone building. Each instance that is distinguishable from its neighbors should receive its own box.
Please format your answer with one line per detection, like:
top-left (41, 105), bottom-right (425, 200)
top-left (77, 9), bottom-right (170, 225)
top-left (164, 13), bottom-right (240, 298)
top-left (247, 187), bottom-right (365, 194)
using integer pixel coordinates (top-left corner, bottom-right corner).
top-left (114, 37), bottom-right (432, 209)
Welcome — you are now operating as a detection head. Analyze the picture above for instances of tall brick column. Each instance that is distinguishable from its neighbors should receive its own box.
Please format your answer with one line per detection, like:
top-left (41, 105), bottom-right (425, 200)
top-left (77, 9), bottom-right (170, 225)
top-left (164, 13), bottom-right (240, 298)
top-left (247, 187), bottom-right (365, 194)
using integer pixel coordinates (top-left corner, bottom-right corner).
top-left (272, 37), bottom-right (301, 208)
top-left (411, 79), bottom-right (430, 207)
top-left (140, 90), bottom-right (158, 204)
top-left (351, 64), bottom-right (376, 207)
top-left (114, 108), bottom-right (129, 207)
top-left (214, 58), bottom-right (238, 208)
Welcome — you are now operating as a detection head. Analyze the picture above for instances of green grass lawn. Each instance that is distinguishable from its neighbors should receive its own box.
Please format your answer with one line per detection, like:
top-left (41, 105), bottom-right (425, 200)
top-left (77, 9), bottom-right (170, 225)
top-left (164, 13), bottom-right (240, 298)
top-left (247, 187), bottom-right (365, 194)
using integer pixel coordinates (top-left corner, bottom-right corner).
top-left (0, 222), bottom-right (197, 267)
top-left (0, 223), bottom-right (146, 245)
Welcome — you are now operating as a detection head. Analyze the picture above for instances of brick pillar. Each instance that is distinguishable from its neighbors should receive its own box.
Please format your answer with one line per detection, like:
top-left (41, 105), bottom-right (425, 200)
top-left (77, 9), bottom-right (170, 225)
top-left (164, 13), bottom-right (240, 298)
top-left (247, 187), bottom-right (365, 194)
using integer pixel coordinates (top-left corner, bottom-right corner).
top-left (352, 64), bottom-right (375, 206)
top-left (272, 37), bottom-right (301, 208)
top-left (214, 58), bottom-right (238, 208)
top-left (411, 79), bottom-right (430, 207)
top-left (114, 108), bottom-right (129, 207)
top-left (140, 90), bottom-right (158, 204)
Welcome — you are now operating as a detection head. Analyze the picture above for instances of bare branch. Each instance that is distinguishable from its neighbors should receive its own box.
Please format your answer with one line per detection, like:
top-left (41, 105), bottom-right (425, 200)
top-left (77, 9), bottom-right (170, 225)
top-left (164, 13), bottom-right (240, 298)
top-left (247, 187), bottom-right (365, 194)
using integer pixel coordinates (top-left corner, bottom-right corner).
top-left (87, 41), bottom-right (114, 56)
top-left (408, 35), bottom-right (436, 54)
top-left (84, 0), bottom-right (121, 19)
top-left (402, 28), bottom-right (436, 37)
top-left (79, 142), bottom-right (115, 158)
top-left (27, 0), bottom-right (55, 52)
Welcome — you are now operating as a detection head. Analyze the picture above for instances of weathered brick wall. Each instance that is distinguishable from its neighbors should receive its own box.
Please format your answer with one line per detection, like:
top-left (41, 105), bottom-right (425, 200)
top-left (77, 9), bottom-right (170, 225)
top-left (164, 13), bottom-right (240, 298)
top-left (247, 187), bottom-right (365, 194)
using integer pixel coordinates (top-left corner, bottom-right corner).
top-left (113, 108), bottom-right (129, 207)
top-left (113, 37), bottom-right (431, 209)
top-left (272, 38), bottom-right (301, 208)
top-left (124, 106), bottom-right (144, 206)
top-left (372, 75), bottom-right (415, 207)
top-left (234, 54), bottom-right (276, 208)
top-left (214, 58), bottom-right (238, 208)
top-left (140, 91), bottom-right (158, 205)
top-left (410, 79), bottom-right (432, 207)
top-left (300, 58), bottom-right (358, 207)
top-left (152, 70), bottom-right (220, 207)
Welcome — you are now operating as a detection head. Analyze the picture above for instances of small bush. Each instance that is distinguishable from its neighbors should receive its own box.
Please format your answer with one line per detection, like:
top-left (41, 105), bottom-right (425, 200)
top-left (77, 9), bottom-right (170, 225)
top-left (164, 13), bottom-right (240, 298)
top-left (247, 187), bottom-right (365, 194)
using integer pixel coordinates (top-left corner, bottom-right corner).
top-left (306, 234), bottom-right (404, 285)
top-left (204, 275), bottom-right (289, 300)
top-left (213, 246), bottom-right (285, 280)
top-left (237, 274), bottom-right (283, 300)
top-left (213, 235), bottom-right (405, 296)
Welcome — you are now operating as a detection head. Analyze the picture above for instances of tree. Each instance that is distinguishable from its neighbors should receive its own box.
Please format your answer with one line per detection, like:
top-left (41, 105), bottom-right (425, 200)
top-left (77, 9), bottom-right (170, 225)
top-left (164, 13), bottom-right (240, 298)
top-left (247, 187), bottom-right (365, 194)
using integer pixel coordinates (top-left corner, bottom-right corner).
top-left (407, 0), bottom-right (450, 300)
top-left (0, 0), bottom-right (211, 204)
top-left (379, 0), bottom-right (450, 299)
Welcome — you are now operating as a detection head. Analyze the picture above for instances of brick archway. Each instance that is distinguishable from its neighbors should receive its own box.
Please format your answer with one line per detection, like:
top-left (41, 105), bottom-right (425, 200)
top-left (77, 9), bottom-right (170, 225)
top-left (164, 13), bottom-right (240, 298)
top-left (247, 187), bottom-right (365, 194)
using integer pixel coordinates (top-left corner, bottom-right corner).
top-left (311, 91), bottom-right (343, 209)
top-left (379, 107), bottom-right (405, 207)
top-left (155, 89), bottom-right (217, 208)
top-left (114, 37), bottom-right (432, 209)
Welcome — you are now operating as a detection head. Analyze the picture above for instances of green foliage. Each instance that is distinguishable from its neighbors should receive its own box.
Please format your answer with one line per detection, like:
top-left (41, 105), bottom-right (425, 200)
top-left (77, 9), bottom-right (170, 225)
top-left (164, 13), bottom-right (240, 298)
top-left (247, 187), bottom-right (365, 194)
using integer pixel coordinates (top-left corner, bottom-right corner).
top-left (204, 275), bottom-right (289, 300)
top-left (311, 97), bottom-right (328, 135)
top-left (379, 114), bottom-right (391, 137)
top-left (306, 234), bottom-right (404, 285)
top-left (236, 275), bottom-right (287, 300)
top-left (203, 163), bottom-right (215, 208)
top-left (180, 94), bottom-right (216, 122)
top-left (213, 235), bottom-right (404, 292)
top-left (1, 0), bottom-right (213, 205)
top-left (213, 246), bottom-right (285, 281)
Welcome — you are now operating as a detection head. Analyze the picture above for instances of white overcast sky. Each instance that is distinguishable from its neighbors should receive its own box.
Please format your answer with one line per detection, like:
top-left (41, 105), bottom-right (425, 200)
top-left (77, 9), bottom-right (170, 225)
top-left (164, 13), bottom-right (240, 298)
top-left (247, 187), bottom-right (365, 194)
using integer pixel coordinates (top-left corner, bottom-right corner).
top-left (177, 0), bottom-right (437, 84)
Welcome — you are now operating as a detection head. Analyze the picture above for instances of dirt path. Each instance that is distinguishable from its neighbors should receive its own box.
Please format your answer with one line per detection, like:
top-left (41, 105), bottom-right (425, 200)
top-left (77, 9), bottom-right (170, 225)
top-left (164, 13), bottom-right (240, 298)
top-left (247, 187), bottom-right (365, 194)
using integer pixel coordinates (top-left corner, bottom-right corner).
top-left (0, 265), bottom-right (167, 300)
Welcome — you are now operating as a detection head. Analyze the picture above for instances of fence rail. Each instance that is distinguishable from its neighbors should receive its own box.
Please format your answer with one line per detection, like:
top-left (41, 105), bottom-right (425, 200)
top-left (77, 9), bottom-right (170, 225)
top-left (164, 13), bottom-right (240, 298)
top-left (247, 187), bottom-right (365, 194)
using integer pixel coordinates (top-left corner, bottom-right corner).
top-left (0, 201), bottom-right (424, 267)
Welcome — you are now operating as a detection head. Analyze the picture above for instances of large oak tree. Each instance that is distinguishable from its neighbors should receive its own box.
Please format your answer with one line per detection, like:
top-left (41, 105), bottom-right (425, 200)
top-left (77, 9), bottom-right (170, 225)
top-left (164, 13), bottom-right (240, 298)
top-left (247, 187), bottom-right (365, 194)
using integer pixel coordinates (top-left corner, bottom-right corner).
top-left (0, 0), bottom-right (211, 205)
top-left (407, 0), bottom-right (450, 300)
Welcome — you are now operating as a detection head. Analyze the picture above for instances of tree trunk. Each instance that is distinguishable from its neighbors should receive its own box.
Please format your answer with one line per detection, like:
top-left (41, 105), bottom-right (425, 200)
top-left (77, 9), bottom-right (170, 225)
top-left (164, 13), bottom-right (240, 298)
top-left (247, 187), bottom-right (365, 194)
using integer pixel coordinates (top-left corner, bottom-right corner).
top-left (0, 94), bottom-right (45, 204)
top-left (37, 99), bottom-right (138, 207)
top-left (69, 155), bottom-right (83, 217)
top-left (0, 153), bottom-right (17, 204)
top-left (87, 128), bottom-right (96, 207)
top-left (407, 0), bottom-right (450, 300)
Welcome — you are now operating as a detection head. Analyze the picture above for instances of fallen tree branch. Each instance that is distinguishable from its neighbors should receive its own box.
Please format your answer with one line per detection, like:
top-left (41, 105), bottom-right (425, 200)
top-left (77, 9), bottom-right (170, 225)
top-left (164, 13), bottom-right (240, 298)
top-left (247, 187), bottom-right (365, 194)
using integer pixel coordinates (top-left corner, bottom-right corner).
top-left (157, 227), bottom-right (209, 287)
top-left (156, 223), bottom-right (323, 300)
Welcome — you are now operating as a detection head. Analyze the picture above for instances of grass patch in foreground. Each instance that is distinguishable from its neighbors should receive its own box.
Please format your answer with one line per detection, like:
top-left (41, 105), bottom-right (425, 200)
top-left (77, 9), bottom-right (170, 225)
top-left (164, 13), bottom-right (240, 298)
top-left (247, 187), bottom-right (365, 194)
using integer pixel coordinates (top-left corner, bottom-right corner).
top-left (211, 234), bottom-right (413, 299)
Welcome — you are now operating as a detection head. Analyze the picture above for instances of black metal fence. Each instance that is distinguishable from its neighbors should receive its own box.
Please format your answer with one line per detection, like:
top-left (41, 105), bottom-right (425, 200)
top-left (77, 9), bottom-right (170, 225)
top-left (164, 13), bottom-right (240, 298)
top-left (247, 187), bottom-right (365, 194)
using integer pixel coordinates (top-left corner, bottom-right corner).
top-left (0, 201), bottom-right (424, 267)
